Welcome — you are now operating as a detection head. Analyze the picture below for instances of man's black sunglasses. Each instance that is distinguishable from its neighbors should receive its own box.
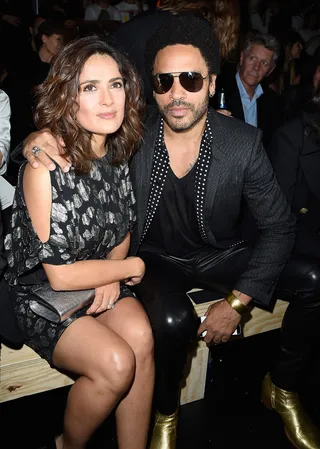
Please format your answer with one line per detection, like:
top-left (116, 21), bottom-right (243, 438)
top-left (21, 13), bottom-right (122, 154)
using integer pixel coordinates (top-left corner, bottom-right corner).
top-left (152, 71), bottom-right (209, 94)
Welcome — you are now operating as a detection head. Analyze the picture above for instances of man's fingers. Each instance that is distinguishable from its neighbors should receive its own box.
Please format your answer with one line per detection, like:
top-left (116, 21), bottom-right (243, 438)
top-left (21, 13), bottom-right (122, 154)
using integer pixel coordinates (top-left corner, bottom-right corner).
top-left (26, 145), bottom-right (70, 172)
top-left (204, 330), bottom-right (215, 344)
top-left (32, 149), bottom-right (57, 171)
top-left (197, 322), bottom-right (206, 336)
top-left (24, 129), bottom-right (53, 152)
top-left (216, 109), bottom-right (233, 117)
top-left (28, 154), bottom-right (40, 169)
top-left (23, 129), bottom-right (70, 171)
top-left (56, 136), bottom-right (66, 149)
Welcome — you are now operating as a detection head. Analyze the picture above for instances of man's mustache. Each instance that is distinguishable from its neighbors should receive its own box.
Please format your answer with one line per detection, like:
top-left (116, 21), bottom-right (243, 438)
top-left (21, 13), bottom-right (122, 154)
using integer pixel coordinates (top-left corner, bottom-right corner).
top-left (164, 99), bottom-right (193, 111)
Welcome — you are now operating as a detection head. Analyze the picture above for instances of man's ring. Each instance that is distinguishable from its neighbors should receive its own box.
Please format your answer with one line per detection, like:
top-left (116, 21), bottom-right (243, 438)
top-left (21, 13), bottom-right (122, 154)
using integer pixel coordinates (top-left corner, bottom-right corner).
top-left (31, 146), bottom-right (42, 157)
top-left (107, 303), bottom-right (115, 310)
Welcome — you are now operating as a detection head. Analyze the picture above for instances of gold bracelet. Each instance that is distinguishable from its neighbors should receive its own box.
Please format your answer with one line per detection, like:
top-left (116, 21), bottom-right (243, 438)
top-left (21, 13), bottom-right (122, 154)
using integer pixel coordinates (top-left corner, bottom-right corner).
top-left (225, 293), bottom-right (249, 317)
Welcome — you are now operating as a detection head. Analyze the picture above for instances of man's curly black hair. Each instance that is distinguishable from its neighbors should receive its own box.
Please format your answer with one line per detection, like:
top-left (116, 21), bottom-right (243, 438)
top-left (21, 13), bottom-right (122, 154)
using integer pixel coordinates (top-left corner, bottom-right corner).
top-left (145, 14), bottom-right (220, 79)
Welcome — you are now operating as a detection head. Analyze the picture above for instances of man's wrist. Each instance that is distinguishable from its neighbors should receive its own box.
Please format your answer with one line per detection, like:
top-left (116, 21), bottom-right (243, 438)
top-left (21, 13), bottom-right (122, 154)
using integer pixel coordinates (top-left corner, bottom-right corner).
top-left (225, 292), bottom-right (251, 317)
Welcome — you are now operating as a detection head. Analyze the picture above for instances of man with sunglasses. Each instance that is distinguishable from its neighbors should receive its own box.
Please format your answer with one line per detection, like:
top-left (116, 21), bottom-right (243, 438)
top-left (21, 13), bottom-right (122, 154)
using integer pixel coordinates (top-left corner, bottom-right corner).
top-left (18, 14), bottom-right (317, 449)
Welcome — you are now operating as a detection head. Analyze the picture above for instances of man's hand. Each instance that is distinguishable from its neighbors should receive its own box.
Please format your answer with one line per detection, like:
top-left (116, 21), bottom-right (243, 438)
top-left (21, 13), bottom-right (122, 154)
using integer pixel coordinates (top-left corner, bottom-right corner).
top-left (216, 109), bottom-right (233, 117)
top-left (87, 282), bottom-right (121, 315)
top-left (23, 129), bottom-right (71, 172)
top-left (197, 299), bottom-right (241, 344)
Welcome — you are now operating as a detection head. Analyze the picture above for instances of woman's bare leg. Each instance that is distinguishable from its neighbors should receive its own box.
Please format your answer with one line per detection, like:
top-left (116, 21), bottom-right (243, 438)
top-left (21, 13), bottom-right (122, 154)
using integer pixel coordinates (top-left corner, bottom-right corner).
top-left (52, 316), bottom-right (135, 449)
top-left (98, 297), bottom-right (155, 449)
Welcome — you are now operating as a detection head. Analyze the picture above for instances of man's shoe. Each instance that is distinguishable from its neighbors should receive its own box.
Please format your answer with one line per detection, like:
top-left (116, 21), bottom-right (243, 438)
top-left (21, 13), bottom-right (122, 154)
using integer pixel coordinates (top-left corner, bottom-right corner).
top-left (149, 408), bottom-right (178, 449)
top-left (262, 372), bottom-right (320, 449)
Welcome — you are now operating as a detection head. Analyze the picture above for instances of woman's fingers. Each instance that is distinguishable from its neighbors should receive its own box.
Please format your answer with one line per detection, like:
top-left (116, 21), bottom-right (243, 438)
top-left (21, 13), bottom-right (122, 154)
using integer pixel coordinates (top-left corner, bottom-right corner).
top-left (87, 292), bottom-right (103, 315)
top-left (87, 289), bottom-right (119, 315)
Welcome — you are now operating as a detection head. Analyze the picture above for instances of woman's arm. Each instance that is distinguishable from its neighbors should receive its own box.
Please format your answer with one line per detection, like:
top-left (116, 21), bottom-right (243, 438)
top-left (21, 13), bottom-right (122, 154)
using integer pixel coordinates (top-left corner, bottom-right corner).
top-left (86, 233), bottom-right (131, 315)
top-left (23, 164), bottom-right (144, 291)
top-left (106, 232), bottom-right (130, 261)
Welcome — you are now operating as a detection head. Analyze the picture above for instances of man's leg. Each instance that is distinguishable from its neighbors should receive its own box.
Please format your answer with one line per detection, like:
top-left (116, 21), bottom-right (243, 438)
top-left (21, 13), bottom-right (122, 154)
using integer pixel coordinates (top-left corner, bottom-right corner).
top-left (135, 251), bottom-right (198, 414)
top-left (134, 251), bottom-right (199, 449)
top-left (261, 253), bottom-right (320, 449)
top-left (193, 242), bottom-right (251, 294)
top-left (192, 244), bottom-right (320, 448)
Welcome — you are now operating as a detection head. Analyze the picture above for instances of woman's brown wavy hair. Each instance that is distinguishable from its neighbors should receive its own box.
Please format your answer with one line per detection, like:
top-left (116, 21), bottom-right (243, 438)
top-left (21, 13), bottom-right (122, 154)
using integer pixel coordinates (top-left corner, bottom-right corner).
top-left (34, 35), bottom-right (145, 173)
top-left (210, 0), bottom-right (240, 61)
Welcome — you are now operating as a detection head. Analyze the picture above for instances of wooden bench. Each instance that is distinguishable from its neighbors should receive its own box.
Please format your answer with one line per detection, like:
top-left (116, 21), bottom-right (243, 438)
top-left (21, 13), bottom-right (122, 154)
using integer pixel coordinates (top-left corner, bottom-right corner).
top-left (0, 296), bottom-right (288, 405)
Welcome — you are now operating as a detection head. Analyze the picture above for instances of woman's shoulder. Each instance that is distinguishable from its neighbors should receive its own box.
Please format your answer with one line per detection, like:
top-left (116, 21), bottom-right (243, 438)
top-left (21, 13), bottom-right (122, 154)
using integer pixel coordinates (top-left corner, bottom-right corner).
top-left (22, 163), bottom-right (73, 198)
top-left (23, 162), bottom-right (52, 185)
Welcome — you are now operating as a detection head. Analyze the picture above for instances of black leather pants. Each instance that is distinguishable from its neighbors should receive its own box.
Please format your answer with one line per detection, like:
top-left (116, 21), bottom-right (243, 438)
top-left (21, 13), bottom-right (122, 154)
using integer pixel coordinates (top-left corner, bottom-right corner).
top-left (135, 244), bottom-right (320, 414)
top-left (270, 254), bottom-right (320, 391)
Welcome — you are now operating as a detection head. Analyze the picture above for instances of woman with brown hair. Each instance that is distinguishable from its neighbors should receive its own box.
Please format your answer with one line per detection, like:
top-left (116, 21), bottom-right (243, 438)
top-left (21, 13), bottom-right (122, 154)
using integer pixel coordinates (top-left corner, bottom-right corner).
top-left (4, 35), bottom-right (154, 449)
top-left (268, 30), bottom-right (304, 95)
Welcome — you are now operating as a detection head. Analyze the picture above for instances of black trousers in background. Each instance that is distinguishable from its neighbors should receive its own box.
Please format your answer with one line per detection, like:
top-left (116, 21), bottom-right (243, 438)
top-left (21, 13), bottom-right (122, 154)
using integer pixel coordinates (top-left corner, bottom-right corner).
top-left (134, 243), bottom-right (320, 415)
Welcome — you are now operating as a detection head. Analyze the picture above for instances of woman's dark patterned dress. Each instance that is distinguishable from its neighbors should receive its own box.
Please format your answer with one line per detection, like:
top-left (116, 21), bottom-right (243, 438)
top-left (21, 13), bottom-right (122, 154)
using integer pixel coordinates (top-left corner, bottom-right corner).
top-left (4, 157), bottom-right (136, 364)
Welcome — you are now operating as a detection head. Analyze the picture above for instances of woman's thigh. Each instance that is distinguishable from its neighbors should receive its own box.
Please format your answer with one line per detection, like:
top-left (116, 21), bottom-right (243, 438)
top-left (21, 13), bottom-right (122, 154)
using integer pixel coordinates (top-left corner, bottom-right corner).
top-left (97, 296), bottom-right (154, 357)
top-left (52, 315), bottom-right (135, 380)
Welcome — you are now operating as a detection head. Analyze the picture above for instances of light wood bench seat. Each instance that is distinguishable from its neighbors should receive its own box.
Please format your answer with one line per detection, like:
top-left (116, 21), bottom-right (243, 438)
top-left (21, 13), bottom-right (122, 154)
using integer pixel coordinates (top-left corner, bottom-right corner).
top-left (0, 296), bottom-right (288, 404)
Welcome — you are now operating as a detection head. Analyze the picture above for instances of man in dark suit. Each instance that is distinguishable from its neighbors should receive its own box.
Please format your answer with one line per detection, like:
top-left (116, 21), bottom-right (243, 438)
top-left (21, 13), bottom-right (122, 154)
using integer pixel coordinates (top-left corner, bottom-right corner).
top-left (266, 96), bottom-right (320, 449)
top-left (19, 15), bottom-right (318, 449)
top-left (268, 110), bottom-right (320, 259)
top-left (217, 32), bottom-right (284, 148)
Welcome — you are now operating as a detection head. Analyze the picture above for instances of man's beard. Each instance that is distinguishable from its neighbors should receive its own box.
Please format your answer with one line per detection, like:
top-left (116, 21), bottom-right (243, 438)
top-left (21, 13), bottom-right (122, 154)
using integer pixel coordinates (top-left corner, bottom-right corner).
top-left (158, 97), bottom-right (209, 133)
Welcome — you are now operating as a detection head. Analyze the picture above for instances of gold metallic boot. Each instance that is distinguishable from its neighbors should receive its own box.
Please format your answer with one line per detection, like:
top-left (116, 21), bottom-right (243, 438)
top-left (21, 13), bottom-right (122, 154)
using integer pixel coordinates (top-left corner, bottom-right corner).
top-left (149, 408), bottom-right (179, 449)
top-left (262, 372), bottom-right (320, 449)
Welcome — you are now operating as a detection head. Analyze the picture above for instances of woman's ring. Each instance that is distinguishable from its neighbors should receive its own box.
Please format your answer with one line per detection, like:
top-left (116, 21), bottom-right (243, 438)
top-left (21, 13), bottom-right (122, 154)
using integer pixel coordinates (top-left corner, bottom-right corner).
top-left (31, 146), bottom-right (42, 157)
top-left (107, 303), bottom-right (115, 310)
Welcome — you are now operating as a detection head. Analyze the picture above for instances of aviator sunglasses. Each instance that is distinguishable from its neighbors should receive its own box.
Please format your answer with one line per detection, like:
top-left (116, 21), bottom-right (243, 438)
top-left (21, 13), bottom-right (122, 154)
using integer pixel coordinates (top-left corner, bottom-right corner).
top-left (152, 71), bottom-right (209, 94)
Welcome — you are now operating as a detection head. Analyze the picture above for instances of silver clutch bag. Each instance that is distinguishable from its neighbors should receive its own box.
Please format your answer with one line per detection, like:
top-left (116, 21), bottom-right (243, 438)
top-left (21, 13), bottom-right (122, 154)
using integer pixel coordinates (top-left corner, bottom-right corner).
top-left (29, 283), bottom-right (95, 324)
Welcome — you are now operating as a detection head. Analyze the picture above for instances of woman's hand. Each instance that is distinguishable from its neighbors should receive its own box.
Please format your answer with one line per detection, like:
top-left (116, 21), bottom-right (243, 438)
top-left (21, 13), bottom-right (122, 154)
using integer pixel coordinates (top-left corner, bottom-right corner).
top-left (125, 256), bottom-right (145, 286)
top-left (87, 282), bottom-right (121, 315)
top-left (23, 128), bottom-right (70, 172)
top-left (3, 14), bottom-right (21, 27)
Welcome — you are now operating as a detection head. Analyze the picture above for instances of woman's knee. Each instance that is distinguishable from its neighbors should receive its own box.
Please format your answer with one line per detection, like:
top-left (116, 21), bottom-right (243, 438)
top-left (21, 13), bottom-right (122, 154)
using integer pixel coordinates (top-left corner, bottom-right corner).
top-left (127, 316), bottom-right (154, 363)
top-left (96, 342), bottom-right (136, 396)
